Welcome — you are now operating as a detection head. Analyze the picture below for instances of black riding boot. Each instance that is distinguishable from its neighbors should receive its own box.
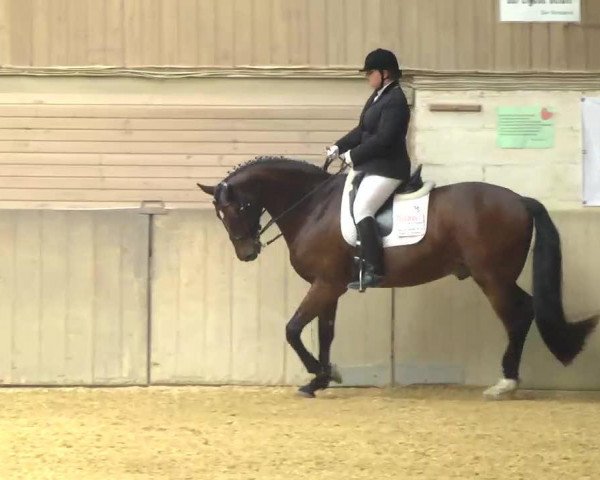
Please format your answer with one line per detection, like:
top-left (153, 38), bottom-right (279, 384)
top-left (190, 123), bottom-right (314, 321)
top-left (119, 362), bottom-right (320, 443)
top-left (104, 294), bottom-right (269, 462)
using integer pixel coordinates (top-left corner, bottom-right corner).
top-left (348, 217), bottom-right (384, 290)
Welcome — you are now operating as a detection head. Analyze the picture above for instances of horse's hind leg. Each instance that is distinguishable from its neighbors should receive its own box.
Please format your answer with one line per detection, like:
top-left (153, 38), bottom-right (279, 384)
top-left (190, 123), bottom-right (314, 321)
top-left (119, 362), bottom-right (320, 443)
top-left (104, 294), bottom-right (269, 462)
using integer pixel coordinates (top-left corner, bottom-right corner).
top-left (478, 281), bottom-right (534, 399)
top-left (317, 300), bottom-right (343, 385)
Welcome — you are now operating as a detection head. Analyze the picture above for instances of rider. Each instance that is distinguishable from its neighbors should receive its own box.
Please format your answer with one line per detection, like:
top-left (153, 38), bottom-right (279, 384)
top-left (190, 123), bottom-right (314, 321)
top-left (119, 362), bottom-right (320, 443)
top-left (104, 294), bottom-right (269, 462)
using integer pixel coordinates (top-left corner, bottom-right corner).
top-left (326, 48), bottom-right (411, 289)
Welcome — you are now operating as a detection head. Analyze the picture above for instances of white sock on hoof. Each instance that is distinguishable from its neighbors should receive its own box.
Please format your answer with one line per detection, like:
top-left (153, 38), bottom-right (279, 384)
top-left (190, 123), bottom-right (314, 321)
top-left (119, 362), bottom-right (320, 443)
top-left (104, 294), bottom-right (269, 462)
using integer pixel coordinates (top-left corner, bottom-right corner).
top-left (483, 378), bottom-right (518, 398)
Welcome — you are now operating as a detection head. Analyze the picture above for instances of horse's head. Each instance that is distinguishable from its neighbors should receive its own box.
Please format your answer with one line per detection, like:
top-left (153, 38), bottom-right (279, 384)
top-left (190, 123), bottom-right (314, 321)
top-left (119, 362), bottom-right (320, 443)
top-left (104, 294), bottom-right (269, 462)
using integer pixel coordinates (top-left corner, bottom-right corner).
top-left (197, 181), bottom-right (263, 262)
top-left (198, 156), bottom-right (330, 261)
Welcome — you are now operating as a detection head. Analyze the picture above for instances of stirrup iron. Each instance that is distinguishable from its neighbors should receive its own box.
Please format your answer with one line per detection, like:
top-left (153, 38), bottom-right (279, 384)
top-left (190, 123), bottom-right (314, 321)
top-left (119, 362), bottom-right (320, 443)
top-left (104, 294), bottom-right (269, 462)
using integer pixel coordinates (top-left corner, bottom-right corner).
top-left (350, 255), bottom-right (366, 292)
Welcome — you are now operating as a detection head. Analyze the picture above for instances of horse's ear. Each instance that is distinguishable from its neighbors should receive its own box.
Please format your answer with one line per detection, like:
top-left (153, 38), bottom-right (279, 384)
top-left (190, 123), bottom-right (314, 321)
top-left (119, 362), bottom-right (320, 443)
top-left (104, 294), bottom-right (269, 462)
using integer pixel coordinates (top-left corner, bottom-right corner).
top-left (197, 183), bottom-right (216, 196)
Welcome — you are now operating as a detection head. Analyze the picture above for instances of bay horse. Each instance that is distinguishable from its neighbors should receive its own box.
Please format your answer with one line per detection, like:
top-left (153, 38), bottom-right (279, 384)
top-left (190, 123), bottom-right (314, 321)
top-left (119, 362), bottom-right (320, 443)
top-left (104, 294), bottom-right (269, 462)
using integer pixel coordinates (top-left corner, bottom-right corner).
top-left (197, 156), bottom-right (597, 399)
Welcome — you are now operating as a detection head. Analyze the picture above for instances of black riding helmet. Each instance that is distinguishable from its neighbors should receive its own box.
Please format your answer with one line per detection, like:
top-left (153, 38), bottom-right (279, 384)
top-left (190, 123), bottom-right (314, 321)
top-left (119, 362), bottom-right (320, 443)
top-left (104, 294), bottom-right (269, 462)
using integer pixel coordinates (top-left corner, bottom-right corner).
top-left (359, 48), bottom-right (402, 89)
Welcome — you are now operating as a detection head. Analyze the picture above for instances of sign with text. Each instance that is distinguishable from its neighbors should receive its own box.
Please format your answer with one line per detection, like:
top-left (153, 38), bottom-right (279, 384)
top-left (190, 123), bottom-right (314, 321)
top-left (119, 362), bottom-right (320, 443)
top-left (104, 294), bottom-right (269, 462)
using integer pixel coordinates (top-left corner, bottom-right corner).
top-left (497, 106), bottom-right (555, 149)
top-left (582, 98), bottom-right (600, 206)
top-left (500, 0), bottom-right (580, 22)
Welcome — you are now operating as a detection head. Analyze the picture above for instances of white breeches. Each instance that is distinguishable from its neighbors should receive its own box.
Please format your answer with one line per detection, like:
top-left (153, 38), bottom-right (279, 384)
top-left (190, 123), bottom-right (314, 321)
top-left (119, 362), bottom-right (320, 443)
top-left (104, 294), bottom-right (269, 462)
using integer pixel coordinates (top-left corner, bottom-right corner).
top-left (352, 174), bottom-right (402, 223)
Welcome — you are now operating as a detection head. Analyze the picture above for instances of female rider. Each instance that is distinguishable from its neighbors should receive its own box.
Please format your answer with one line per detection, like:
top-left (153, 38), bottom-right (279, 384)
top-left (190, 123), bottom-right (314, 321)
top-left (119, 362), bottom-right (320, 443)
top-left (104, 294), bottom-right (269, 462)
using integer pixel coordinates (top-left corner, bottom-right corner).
top-left (326, 48), bottom-right (411, 289)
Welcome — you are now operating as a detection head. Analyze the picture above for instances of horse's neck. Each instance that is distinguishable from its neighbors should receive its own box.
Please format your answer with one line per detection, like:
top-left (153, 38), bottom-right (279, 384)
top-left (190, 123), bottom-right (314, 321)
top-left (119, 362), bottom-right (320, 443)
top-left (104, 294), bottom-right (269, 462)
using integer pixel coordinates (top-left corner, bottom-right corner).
top-left (252, 166), bottom-right (329, 241)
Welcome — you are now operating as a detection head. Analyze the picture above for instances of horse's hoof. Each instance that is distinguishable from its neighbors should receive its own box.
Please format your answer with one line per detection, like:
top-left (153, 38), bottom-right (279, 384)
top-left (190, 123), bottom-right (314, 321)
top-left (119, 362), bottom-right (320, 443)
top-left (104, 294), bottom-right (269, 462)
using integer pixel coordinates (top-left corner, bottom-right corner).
top-left (483, 378), bottom-right (518, 400)
top-left (297, 385), bottom-right (316, 398)
top-left (330, 364), bottom-right (343, 384)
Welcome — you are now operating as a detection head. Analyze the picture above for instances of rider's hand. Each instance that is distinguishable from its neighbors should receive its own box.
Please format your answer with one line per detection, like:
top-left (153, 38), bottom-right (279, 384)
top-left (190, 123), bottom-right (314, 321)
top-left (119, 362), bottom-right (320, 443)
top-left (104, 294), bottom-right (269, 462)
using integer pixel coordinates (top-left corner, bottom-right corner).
top-left (340, 151), bottom-right (353, 167)
top-left (325, 145), bottom-right (339, 161)
top-left (322, 145), bottom-right (340, 171)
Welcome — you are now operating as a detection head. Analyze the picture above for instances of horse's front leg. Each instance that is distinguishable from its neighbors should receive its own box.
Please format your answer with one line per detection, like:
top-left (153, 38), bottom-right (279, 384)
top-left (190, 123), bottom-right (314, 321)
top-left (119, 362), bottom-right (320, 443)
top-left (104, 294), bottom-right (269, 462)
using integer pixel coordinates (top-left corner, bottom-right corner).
top-left (285, 281), bottom-right (345, 398)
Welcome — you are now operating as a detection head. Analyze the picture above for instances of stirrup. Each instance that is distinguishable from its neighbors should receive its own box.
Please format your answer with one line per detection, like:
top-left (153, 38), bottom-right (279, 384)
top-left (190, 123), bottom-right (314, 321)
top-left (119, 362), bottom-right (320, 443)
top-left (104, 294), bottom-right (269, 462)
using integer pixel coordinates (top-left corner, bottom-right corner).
top-left (348, 257), bottom-right (383, 292)
top-left (349, 256), bottom-right (366, 292)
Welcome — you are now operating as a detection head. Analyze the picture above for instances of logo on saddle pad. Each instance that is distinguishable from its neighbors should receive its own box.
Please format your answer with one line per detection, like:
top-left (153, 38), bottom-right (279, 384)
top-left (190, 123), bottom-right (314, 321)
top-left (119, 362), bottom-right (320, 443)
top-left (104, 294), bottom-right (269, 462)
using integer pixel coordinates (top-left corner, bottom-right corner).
top-left (340, 169), bottom-right (435, 248)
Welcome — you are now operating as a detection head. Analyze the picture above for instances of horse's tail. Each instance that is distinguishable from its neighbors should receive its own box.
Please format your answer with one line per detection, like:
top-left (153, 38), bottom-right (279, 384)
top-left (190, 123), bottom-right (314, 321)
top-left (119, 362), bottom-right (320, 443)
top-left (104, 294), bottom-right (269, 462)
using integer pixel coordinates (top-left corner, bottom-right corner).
top-left (522, 197), bottom-right (598, 365)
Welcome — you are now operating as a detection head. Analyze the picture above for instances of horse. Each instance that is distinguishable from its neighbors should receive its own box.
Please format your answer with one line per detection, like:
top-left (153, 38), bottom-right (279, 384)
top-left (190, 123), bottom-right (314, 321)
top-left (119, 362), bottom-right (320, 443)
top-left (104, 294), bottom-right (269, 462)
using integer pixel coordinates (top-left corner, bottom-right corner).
top-left (197, 156), bottom-right (597, 399)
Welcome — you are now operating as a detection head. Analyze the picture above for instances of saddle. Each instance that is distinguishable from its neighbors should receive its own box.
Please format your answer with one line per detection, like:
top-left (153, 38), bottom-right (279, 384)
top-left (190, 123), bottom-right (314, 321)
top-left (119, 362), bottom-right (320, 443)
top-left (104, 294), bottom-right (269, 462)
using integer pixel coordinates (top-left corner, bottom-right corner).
top-left (349, 164), bottom-right (427, 237)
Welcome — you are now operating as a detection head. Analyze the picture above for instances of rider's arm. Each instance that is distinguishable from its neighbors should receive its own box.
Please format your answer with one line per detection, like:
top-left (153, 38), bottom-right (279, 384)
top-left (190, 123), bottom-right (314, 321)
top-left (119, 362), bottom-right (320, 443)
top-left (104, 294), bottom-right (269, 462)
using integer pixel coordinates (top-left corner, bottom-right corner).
top-left (347, 95), bottom-right (408, 167)
top-left (335, 125), bottom-right (362, 154)
top-left (335, 90), bottom-right (379, 155)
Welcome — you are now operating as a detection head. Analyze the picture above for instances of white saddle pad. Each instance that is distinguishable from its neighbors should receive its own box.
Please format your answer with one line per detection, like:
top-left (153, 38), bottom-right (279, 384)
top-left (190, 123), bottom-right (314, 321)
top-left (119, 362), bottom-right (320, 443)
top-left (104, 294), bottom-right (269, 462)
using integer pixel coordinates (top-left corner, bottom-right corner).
top-left (340, 169), bottom-right (435, 248)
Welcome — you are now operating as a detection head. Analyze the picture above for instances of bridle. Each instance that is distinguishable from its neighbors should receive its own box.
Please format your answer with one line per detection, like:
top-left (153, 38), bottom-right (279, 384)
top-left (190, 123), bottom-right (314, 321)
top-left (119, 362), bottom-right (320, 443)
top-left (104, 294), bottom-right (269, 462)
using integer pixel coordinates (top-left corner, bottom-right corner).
top-left (213, 162), bottom-right (348, 249)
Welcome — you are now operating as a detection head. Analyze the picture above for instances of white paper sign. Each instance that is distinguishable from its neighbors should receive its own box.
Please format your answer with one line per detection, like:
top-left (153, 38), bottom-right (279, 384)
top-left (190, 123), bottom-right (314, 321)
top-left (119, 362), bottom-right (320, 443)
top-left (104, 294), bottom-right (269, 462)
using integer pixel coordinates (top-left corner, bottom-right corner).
top-left (394, 200), bottom-right (427, 238)
top-left (582, 98), bottom-right (600, 206)
top-left (500, 0), bottom-right (580, 22)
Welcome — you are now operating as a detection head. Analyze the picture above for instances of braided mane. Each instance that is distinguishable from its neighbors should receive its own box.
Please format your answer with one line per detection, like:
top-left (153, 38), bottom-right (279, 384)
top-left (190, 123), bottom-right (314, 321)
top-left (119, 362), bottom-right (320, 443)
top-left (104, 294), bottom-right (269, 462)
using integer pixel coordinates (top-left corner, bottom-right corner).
top-left (224, 156), bottom-right (327, 181)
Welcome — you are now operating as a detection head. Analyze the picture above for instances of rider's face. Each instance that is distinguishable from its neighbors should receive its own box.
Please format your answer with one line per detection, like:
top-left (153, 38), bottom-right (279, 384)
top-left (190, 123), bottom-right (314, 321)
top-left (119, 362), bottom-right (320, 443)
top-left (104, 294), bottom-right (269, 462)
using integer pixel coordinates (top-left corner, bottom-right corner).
top-left (366, 69), bottom-right (389, 89)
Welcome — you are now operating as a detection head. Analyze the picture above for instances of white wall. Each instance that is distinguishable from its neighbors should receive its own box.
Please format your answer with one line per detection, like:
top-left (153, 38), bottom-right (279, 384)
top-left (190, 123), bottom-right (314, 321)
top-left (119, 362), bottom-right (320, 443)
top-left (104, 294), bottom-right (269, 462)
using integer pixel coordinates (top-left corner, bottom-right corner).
top-left (413, 90), bottom-right (598, 210)
top-left (150, 210), bottom-right (393, 386)
top-left (0, 211), bottom-right (149, 385)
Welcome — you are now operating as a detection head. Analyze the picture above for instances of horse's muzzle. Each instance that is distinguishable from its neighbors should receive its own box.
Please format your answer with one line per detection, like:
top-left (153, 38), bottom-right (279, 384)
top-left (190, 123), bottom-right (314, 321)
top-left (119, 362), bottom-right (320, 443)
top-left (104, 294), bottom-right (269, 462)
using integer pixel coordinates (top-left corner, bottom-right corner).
top-left (242, 252), bottom-right (259, 262)
top-left (236, 239), bottom-right (261, 262)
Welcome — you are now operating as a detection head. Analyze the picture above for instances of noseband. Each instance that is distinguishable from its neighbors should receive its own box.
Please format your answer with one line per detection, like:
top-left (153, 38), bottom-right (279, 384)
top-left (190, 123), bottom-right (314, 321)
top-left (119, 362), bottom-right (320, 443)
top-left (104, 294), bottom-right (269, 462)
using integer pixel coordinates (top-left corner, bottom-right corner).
top-left (213, 163), bottom-right (347, 249)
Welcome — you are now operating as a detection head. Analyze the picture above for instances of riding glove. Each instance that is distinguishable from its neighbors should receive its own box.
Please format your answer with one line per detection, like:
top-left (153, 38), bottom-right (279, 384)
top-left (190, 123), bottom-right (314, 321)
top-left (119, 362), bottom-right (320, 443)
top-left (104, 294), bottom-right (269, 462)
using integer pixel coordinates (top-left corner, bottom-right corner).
top-left (326, 145), bottom-right (339, 160)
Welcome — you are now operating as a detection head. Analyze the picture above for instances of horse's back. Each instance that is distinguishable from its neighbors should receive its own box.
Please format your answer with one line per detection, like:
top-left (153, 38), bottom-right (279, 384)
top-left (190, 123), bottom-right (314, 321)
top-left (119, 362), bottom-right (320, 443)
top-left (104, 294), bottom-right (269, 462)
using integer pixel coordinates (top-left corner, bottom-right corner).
top-left (433, 180), bottom-right (522, 198)
top-left (432, 179), bottom-right (531, 222)
top-left (428, 180), bottom-right (533, 279)
top-left (431, 180), bottom-right (529, 217)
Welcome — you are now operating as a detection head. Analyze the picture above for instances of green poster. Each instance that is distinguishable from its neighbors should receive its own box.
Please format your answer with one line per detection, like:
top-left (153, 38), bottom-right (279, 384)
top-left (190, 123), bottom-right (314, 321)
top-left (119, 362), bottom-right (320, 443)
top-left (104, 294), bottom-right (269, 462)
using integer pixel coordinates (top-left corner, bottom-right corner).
top-left (497, 106), bottom-right (555, 149)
